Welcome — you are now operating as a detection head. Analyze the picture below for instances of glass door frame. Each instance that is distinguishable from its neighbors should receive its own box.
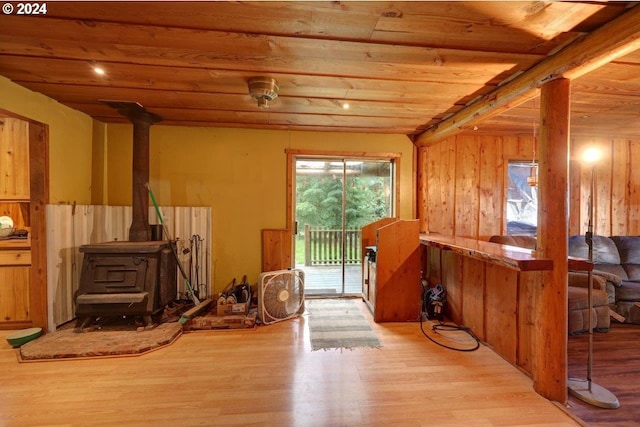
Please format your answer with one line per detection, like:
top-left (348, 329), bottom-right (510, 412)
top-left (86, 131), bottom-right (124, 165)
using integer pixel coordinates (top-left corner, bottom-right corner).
top-left (286, 149), bottom-right (401, 295)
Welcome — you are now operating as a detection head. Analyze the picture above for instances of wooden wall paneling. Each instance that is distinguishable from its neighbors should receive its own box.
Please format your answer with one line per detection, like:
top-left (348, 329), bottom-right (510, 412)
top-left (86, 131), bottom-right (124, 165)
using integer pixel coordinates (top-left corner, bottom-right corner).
top-left (441, 251), bottom-right (462, 325)
top-left (478, 135), bottom-right (503, 239)
top-left (502, 135), bottom-right (533, 160)
top-left (425, 246), bottom-right (441, 287)
top-left (568, 159), bottom-right (582, 236)
top-left (440, 138), bottom-right (456, 235)
top-left (454, 135), bottom-right (479, 237)
top-left (501, 135), bottom-right (519, 158)
top-left (611, 139), bottom-right (630, 236)
top-left (484, 263), bottom-right (518, 365)
top-left (261, 229), bottom-right (292, 272)
top-left (629, 140), bottom-right (640, 235)
top-left (0, 118), bottom-right (30, 199)
top-left (517, 270), bottom-right (539, 375)
top-left (595, 140), bottom-right (613, 236)
top-left (461, 257), bottom-right (485, 341)
top-left (417, 147), bottom-right (428, 233)
top-left (426, 144), bottom-right (441, 233)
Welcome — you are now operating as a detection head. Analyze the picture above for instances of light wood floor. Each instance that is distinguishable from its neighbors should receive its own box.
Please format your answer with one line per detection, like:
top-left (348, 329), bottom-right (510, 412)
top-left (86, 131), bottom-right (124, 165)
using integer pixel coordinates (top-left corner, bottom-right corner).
top-left (0, 300), bottom-right (579, 427)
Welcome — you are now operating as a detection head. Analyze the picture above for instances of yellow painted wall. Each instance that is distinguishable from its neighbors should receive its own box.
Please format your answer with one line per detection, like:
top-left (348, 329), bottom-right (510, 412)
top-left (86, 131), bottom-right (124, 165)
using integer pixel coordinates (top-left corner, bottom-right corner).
top-left (0, 76), bottom-right (93, 204)
top-left (105, 124), bottom-right (415, 292)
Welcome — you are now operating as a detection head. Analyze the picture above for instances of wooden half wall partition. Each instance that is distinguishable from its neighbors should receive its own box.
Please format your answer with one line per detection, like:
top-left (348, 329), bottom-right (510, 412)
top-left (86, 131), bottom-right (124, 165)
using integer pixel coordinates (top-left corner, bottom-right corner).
top-left (361, 218), bottom-right (422, 322)
top-left (421, 234), bottom-right (551, 383)
top-left (46, 204), bottom-right (211, 329)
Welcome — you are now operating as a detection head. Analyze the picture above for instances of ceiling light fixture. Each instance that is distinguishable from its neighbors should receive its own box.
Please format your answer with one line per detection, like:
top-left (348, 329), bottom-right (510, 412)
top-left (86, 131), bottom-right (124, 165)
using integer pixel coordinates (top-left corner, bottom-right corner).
top-left (248, 77), bottom-right (279, 109)
top-left (342, 102), bottom-right (350, 110)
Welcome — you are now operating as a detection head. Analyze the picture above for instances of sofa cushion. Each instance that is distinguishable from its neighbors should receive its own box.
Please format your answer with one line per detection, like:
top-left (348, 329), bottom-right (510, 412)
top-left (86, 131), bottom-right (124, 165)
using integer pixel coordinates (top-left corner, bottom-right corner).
top-left (623, 265), bottom-right (640, 281)
top-left (568, 286), bottom-right (609, 310)
top-left (594, 264), bottom-right (629, 281)
top-left (615, 280), bottom-right (640, 301)
top-left (568, 235), bottom-right (621, 264)
top-left (611, 236), bottom-right (640, 264)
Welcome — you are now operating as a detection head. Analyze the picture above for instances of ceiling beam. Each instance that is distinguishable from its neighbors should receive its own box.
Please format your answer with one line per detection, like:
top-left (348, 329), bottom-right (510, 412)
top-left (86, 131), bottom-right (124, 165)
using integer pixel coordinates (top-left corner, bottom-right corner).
top-left (414, 4), bottom-right (640, 147)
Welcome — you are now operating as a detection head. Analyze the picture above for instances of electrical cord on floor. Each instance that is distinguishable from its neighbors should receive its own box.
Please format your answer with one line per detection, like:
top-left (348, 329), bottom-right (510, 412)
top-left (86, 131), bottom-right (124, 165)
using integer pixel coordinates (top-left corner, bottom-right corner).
top-left (420, 283), bottom-right (480, 352)
top-left (420, 314), bottom-right (480, 352)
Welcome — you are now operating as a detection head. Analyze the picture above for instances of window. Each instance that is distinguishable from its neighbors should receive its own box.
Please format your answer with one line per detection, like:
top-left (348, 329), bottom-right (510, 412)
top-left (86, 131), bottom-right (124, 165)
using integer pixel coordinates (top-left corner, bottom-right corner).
top-left (506, 160), bottom-right (538, 236)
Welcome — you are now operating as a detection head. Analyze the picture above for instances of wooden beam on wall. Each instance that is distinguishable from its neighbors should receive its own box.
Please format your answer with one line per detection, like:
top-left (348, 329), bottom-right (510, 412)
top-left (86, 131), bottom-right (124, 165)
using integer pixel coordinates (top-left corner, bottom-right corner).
top-left (415, 4), bottom-right (640, 147)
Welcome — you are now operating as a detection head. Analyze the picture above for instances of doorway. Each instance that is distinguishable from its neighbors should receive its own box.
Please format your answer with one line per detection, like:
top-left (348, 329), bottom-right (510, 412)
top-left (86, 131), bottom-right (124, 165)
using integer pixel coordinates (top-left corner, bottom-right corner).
top-left (294, 157), bottom-right (394, 296)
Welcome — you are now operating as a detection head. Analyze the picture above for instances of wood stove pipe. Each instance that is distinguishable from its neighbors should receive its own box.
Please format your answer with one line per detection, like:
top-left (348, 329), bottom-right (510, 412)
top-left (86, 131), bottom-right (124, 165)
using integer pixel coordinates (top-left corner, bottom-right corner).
top-left (100, 101), bottom-right (162, 241)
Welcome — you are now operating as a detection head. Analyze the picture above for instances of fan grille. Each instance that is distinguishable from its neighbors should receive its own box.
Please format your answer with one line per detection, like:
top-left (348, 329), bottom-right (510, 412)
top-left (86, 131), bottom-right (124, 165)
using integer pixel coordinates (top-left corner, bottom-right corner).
top-left (258, 269), bottom-right (304, 324)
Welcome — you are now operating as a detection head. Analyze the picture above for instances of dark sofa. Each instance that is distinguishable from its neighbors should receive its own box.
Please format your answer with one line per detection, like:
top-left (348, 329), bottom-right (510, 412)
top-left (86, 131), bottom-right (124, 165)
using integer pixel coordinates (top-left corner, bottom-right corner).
top-left (569, 235), bottom-right (640, 324)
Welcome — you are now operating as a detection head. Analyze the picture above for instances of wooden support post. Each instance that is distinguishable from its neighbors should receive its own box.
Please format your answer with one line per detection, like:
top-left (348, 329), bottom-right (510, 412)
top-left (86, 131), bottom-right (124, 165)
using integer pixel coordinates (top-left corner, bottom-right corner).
top-left (534, 78), bottom-right (570, 403)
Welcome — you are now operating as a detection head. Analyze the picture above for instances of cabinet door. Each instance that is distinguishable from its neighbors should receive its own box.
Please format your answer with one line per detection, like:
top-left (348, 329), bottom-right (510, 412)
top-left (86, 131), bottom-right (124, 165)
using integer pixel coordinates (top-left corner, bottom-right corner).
top-left (0, 118), bottom-right (30, 200)
top-left (0, 266), bottom-right (30, 322)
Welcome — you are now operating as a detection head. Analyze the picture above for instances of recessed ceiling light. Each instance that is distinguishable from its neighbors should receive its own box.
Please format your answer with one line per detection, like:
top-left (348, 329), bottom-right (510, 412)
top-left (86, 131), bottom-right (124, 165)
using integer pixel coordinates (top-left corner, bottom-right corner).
top-left (342, 103), bottom-right (350, 110)
top-left (91, 61), bottom-right (106, 76)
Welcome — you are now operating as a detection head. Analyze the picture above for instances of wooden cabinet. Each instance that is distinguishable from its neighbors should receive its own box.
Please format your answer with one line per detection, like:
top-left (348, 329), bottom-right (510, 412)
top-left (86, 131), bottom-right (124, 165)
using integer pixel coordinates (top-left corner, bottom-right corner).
top-left (0, 117), bottom-right (33, 329)
top-left (361, 218), bottom-right (422, 322)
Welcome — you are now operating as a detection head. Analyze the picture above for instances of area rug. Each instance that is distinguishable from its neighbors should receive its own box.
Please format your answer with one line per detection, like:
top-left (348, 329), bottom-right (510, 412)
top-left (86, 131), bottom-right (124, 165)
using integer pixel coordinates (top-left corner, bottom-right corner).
top-left (306, 299), bottom-right (381, 351)
top-left (17, 322), bottom-right (182, 362)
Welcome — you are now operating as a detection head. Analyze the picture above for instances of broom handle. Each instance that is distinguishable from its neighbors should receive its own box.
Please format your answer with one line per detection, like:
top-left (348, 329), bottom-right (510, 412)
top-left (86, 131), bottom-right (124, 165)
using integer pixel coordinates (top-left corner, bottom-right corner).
top-left (145, 183), bottom-right (200, 305)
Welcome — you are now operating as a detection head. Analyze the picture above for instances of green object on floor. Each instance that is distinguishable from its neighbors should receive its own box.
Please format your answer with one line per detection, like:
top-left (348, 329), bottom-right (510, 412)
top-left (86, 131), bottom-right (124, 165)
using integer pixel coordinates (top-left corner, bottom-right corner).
top-left (7, 327), bottom-right (42, 348)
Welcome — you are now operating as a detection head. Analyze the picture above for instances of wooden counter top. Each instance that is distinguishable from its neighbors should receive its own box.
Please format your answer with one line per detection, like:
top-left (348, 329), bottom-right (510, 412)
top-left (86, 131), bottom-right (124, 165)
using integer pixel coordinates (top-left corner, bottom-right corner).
top-left (420, 234), bottom-right (553, 272)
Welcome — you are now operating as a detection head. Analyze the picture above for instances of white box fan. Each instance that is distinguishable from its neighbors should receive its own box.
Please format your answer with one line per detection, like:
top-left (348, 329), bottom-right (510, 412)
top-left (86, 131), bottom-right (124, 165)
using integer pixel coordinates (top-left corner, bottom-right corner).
top-left (257, 269), bottom-right (305, 325)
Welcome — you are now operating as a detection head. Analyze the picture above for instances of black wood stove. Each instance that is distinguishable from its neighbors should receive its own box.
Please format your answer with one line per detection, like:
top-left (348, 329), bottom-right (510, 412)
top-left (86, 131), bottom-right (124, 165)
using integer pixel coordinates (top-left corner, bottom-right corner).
top-left (74, 102), bottom-right (176, 329)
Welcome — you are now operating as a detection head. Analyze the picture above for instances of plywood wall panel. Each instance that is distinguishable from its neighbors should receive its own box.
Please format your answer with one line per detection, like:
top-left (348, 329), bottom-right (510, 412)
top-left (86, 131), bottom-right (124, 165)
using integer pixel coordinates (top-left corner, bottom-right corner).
top-left (262, 229), bottom-right (292, 272)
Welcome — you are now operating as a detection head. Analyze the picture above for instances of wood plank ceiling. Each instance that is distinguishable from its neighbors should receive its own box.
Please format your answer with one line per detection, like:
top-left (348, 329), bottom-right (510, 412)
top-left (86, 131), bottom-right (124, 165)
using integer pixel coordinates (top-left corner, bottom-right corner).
top-left (0, 1), bottom-right (638, 139)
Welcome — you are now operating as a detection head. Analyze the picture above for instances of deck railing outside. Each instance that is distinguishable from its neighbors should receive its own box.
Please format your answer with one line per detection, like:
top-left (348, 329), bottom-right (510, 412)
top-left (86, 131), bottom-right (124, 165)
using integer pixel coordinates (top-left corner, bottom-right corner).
top-left (304, 225), bottom-right (361, 266)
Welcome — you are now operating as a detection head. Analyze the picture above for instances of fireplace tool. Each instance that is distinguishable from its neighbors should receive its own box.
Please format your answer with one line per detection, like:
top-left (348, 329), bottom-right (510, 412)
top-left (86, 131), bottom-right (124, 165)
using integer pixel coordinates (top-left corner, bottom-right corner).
top-left (145, 183), bottom-right (213, 323)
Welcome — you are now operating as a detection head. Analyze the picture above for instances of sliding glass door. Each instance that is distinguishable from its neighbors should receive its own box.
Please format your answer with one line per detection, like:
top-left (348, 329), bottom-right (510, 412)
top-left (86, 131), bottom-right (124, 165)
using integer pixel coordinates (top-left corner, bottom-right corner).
top-left (294, 157), bottom-right (393, 296)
